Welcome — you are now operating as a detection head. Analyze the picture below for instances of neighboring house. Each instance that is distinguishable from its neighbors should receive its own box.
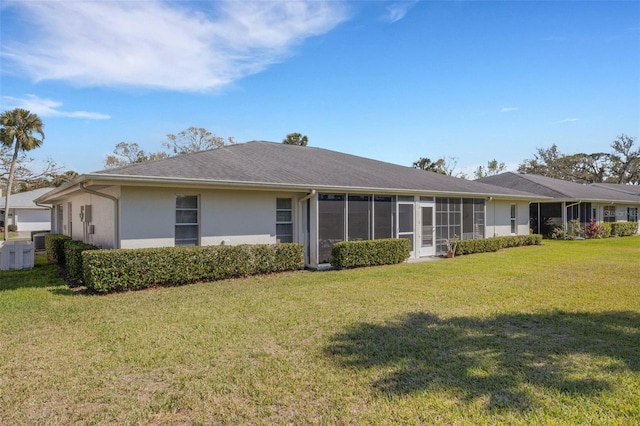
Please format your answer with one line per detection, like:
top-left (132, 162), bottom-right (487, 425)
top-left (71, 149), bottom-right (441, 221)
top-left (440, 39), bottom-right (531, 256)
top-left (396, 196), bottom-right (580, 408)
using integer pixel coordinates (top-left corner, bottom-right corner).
top-left (36, 142), bottom-right (547, 268)
top-left (590, 182), bottom-right (640, 196)
top-left (0, 187), bottom-right (53, 232)
top-left (478, 172), bottom-right (640, 235)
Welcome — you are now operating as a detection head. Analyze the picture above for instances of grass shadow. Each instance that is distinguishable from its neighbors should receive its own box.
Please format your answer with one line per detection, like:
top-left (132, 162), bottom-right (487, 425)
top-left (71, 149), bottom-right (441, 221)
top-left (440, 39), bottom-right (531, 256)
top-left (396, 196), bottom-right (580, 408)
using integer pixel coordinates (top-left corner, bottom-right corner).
top-left (326, 310), bottom-right (640, 412)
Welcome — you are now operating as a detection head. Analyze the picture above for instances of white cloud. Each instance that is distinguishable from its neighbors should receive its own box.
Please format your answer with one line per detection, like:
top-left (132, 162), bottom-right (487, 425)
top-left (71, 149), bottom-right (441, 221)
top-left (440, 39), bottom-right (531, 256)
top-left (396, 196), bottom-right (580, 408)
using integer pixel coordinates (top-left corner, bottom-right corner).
top-left (383, 1), bottom-right (419, 24)
top-left (1, 1), bottom-right (348, 92)
top-left (557, 118), bottom-right (579, 123)
top-left (2, 95), bottom-right (111, 120)
top-left (500, 107), bottom-right (519, 113)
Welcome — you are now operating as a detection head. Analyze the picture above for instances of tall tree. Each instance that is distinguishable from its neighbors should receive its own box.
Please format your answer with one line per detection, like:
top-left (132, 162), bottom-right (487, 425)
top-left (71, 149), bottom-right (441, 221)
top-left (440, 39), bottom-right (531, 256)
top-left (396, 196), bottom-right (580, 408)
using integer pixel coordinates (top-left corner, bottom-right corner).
top-left (608, 134), bottom-right (640, 184)
top-left (518, 136), bottom-right (638, 184)
top-left (413, 156), bottom-right (465, 178)
top-left (1, 145), bottom-right (71, 191)
top-left (0, 108), bottom-right (45, 240)
top-left (164, 126), bottom-right (234, 155)
top-left (474, 159), bottom-right (507, 179)
top-left (282, 133), bottom-right (309, 146)
top-left (104, 142), bottom-right (167, 169)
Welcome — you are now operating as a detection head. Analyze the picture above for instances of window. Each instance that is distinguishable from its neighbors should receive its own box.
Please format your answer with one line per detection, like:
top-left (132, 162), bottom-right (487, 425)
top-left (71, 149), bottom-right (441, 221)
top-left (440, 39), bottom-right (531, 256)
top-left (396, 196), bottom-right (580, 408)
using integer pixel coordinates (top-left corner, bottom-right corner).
top-left (628, 207), bottom-right (638, 222)
top-left (510, 204), bottom-right (517, 234)
top-left (603, 206), bottom-right (616, 223)
top-left (276, 198), bottom-right (293, 243)
top-left (175, 195), bottom-right (199, 246)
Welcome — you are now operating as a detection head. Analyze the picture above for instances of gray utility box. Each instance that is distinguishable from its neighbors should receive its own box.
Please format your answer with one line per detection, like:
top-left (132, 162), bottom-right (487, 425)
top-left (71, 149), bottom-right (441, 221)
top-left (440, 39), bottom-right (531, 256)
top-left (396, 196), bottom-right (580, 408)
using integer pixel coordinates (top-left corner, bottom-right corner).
top-left (0, 241), bottom-right (35, 271)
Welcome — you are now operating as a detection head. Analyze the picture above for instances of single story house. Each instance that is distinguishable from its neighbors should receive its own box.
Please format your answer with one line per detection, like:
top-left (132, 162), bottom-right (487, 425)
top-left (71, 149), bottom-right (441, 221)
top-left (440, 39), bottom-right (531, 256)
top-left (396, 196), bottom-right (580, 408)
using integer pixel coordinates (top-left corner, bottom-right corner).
top-left (1, 187), bottom-right (53, 232)
top-left (36, 142), bottom-right (548, 268)
top-left (477, 172), bottom-right (640, 235)
top-left (590, 182), bottom-right (640, 196)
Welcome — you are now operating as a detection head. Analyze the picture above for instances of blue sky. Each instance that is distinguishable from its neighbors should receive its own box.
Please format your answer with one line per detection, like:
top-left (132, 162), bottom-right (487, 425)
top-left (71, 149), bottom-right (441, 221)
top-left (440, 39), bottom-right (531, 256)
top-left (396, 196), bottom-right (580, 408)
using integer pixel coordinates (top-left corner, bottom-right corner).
top-left (1, 0), bottom-right (639, 176)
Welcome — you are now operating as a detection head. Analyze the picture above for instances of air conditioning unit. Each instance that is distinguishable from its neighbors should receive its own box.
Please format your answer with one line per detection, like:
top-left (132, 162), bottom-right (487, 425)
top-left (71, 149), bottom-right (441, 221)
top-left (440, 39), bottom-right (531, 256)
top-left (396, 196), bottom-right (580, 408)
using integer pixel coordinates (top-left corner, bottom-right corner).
top-left (33, 233), bottom-right (47, 251)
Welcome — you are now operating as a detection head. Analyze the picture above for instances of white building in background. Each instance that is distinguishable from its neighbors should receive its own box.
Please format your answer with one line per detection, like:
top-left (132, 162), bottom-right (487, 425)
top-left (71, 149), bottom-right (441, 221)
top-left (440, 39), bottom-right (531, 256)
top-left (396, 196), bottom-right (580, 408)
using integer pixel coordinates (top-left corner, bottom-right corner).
top-left (1, 187), bottom-right (52, 232)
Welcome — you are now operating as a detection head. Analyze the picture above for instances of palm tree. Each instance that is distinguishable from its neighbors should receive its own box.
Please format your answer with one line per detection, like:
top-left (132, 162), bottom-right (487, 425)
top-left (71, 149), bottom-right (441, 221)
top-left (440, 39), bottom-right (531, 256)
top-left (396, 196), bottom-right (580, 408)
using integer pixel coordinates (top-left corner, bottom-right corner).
top-left (0, 108), bottom-right (45, 240)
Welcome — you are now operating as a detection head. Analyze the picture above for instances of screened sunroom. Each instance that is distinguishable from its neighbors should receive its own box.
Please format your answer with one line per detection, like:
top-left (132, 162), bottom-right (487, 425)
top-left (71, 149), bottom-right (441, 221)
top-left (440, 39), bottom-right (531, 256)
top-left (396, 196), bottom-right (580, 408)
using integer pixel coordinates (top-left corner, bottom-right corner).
top-left (312, 193), bottom-right (487, 265)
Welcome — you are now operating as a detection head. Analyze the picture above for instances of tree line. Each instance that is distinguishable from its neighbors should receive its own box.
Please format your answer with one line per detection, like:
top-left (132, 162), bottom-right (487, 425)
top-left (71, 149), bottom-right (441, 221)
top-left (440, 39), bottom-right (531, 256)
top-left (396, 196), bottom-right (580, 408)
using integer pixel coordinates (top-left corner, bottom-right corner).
top-left (413, 134), bottom-right (639, 184)
top-left (2, 106), bottom-right (638, 238)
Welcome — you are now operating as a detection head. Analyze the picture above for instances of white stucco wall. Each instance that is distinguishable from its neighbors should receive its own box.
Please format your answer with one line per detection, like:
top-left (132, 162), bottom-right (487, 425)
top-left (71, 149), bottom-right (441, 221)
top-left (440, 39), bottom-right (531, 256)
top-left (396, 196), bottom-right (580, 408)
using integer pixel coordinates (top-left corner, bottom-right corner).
top-left (119, 187), bottom-right (305, 249)
top-left (486, 200), bottom-right (530, 237)
top-left (50, 188), bottom-right (119, 248)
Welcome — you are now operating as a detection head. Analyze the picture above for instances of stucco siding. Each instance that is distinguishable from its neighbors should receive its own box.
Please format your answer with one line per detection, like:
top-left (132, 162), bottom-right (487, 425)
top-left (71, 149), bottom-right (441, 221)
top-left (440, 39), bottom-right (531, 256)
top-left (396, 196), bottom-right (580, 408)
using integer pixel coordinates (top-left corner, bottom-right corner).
top-left (54, 190), bottom-right (117, 248)
top-left (486, 200), bottom-right (530, 237)
top-left (119, 187), bottom-right (306, 249)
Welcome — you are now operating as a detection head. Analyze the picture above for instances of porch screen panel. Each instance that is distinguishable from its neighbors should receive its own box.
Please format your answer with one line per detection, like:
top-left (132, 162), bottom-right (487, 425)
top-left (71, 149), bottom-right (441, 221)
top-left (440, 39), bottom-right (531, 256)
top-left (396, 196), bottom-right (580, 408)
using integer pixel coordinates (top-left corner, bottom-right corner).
top-left (373, 196), bottom-right (394, 239)
top-left (463, 199), bottom-right (474, 240)
top-left (540, 203), bottom-right (563, 236)
top-left (435, 198), bottom-right (463, 254)
top-left (473, 199), bottom-right (485, 239)
top-left (348, 195), bottom-right (371, 241)
top-left (318, 194), bottom-right (345, 264)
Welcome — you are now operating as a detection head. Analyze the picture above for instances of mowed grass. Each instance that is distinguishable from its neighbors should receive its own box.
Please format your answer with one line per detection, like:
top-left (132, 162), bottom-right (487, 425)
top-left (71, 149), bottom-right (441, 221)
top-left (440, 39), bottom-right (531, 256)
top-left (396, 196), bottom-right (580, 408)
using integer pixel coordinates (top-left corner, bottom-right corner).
top-left (1, 238), bottom-right (639, 425)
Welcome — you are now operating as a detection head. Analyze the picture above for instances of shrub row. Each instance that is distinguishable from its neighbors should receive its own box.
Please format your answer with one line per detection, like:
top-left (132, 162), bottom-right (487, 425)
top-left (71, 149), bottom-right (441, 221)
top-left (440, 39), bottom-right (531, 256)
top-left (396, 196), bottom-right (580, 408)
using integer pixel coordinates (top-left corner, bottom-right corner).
top-left (44, 234), bottom-right (72, 264)
top-left (456, 234), bottom-right (542, 256)
top-left (330, 238), bottom-right (411, 269)
top-left (82, 243), bottom-right (305, 293)
top-left (64, 240), bottom-right (99, 284)
top-left (610, 221), bottom-right (638, 237)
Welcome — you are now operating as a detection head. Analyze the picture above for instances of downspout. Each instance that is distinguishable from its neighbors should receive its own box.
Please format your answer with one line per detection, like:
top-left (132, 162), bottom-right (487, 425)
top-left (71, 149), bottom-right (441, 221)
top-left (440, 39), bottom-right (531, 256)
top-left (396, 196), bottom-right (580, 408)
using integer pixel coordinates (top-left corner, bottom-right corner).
top-left (79, 183), bottom-right (120, 249)
top-left (34, 201), bottom-right (53, 234)
top-left (487, 197), bottom-right (495, 237)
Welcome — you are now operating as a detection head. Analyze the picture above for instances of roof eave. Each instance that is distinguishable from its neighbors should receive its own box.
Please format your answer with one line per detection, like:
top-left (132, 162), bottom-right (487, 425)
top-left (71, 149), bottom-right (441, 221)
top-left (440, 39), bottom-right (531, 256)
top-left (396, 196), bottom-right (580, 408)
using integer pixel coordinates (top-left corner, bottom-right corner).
top-left (33, 173), bottom-right (552, 201)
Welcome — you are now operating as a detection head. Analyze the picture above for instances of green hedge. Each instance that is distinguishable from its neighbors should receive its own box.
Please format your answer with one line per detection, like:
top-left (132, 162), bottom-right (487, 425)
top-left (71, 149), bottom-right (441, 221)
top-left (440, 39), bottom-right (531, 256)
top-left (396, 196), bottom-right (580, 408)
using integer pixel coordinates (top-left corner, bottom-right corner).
top-left (44, 234), bottom-right (72, 264)
top-left (63, 240), bottom-right (99, 284)
top-left (456, 234), bottom-right (542, 256)
top-left (82, 243), bottom-right (304, 293)
top-left (610, 222), bottom-right (638, 237)
top-left (330, 238), bottom-right (411, 269)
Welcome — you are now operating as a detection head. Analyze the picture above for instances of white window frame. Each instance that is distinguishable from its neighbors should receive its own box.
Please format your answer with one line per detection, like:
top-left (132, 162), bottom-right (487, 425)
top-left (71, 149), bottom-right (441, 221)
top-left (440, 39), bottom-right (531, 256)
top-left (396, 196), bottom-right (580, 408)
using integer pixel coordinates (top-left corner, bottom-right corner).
top-left (510, 204), bottom-right (517, 234)
top-left (276, 198), bottom-right (293, 243)
top-left (175, 195), bottom-right (199, 246)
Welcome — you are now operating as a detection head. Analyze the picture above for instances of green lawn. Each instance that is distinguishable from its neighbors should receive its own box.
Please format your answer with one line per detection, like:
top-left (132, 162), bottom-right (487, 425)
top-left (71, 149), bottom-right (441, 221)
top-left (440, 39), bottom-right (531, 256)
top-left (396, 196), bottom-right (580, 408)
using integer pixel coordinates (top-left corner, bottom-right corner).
top-left (1, 238), bottom-right (639, 425)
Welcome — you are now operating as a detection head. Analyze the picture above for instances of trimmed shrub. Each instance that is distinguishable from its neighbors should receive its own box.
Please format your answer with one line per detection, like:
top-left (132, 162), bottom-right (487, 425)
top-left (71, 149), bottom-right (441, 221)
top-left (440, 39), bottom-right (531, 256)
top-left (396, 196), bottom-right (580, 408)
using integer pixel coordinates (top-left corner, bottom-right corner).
top-left (7, 224), bottom-right (18, 232)
top-left (82, 243), bottom-right (304, 293)
top-left (601, 223), bottom-right (612, 238)
top-left (610, 222), bottom-right (638, 237)
top-left (63, 240), bottom-right (99, 284)
top-left (585, 218), bottom-right (606, 239)
top-left (44, 234), bottom-right (72, 264)
top-left (456, 234), bottom-right (542, 256)
top-left (330, 238), bottom-right (411, 269)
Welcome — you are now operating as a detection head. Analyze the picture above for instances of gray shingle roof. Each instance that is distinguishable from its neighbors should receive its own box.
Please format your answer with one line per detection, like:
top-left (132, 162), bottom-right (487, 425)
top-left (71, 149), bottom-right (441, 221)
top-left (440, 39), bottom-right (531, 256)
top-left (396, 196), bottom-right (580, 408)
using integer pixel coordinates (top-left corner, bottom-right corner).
top-left (92, 141), bottom-right (541, 198)
top-left (590, 182), bottom-right (640, 196)
top-left (478, 172), bottom-right (640, 203)
top-left (0, 187), bottom-right (53, 209)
